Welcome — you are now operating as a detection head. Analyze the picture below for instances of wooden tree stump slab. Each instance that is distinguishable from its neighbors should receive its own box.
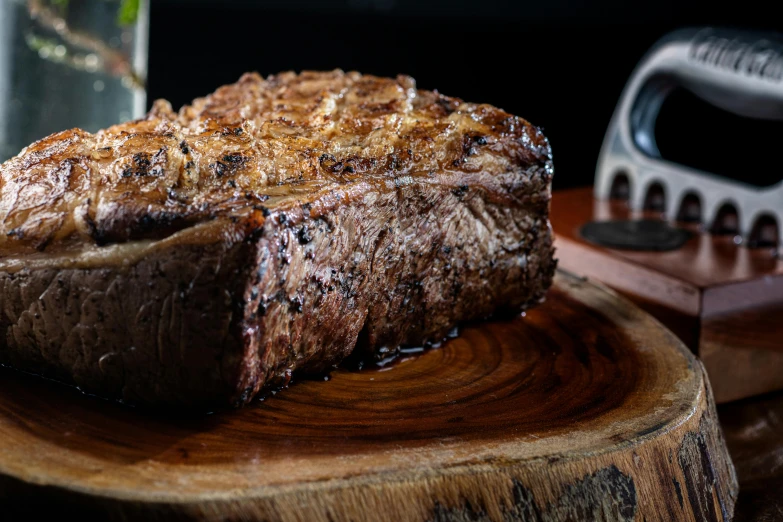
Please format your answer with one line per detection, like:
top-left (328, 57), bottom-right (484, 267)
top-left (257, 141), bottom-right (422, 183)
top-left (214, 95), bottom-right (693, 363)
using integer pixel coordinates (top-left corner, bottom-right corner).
top-left (0, 271), bottom-right (738, 521)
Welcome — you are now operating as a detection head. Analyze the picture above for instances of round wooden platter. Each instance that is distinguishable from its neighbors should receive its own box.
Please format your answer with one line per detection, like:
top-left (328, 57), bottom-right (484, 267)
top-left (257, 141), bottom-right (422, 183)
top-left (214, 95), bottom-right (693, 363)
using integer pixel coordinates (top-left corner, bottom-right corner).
top-left (0, 270), bottom-right (737, 522)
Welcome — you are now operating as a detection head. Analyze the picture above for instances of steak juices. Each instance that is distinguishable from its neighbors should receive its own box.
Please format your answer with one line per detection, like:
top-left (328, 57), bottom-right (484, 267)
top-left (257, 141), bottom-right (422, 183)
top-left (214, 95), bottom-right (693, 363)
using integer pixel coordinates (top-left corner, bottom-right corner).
top-left (0, 70), bottom-right (555, 409)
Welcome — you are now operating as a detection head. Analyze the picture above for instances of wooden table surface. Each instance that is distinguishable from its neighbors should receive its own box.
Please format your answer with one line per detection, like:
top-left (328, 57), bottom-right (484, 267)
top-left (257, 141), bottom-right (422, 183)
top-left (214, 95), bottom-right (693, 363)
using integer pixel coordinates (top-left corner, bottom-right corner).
top-left (549, 187), bottom-right (783, 405)
top-left (548, 187), bottom-right (783, 520)
top-left (720, 390), bottom-right (783, 522)
top-left (549, 187), bottom-right (783, 317)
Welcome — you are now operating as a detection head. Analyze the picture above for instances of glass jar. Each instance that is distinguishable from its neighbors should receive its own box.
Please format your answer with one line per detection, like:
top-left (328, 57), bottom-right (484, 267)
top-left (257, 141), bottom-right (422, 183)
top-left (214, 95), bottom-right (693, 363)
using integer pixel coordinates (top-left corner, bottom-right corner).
top-left (0, 0), bottom-right (149, 161)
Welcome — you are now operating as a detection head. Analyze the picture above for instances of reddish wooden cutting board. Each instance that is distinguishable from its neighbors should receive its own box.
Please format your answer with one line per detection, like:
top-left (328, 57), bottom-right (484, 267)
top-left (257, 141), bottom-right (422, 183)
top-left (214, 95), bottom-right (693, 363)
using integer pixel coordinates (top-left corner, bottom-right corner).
top-left (0, 271), bottom-right (737, 521)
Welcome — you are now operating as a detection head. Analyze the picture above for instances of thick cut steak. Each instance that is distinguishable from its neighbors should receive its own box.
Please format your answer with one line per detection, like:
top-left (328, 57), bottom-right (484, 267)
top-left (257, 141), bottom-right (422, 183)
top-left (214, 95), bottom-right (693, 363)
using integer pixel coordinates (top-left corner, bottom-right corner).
top-left (0, 70), bottom-right (556, 409)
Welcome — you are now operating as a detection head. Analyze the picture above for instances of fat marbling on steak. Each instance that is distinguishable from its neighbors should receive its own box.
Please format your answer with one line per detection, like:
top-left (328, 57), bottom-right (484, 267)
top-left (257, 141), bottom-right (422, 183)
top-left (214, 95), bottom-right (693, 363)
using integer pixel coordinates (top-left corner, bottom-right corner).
top-left (0, 70), bottom-right (556, 409)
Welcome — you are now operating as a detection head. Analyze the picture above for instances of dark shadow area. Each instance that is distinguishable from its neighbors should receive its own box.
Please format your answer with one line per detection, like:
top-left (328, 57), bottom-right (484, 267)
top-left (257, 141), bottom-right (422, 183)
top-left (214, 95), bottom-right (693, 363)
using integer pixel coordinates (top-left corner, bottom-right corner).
top-left (609, 171), bottom-right (632, 201)
top-left (643, 182), bottom-right (666, 213)
top-left (655, 87), bottom-right (783, 189)
top-left (711, 203), bottom-right (740, 235)
top-left (748, 214), bottom-right (780, 249)
top-left (676, 192), bottom-right (702, 224)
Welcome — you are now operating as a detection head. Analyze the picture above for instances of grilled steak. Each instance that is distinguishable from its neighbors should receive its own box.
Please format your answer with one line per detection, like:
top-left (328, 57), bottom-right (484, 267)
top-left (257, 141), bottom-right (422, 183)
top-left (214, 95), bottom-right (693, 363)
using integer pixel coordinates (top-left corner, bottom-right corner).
top-left (0, 70), bottom-right (556, 409)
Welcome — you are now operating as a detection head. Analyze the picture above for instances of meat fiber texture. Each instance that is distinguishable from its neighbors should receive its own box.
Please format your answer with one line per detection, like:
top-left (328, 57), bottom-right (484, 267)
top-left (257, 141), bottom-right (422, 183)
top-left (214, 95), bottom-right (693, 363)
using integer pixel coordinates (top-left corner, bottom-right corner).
top-left (0, 70), bottom-right (557, 409)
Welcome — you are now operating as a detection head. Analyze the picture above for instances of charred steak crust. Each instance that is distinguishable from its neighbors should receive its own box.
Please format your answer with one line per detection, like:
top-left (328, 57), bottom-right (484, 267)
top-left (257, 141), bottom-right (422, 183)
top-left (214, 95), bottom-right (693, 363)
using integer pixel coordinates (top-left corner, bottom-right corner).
top-left (0, 70), bottom-right (556, 409)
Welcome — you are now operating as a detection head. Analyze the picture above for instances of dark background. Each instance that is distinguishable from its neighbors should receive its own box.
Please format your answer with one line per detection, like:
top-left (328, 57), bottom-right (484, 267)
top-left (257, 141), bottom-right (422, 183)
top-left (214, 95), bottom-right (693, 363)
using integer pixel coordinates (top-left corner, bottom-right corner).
top-left (147, 0), bottom-right (783, 190)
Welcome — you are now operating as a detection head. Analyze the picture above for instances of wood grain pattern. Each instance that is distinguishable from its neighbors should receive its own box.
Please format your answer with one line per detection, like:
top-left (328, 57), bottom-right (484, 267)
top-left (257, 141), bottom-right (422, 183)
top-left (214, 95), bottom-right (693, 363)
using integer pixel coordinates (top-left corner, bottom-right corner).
top-left (702, 302), bottom-right (783, 404)
top-left (551, 187), bottom-right (783, 404)
top-left (551, 187), bottom-right (783, 316)
top-left (719, 389), bottom-right (783, 522)
top-left (621, 291), bottom-right (701, 351)
top-left (0, 271), bottom-right (737, 521)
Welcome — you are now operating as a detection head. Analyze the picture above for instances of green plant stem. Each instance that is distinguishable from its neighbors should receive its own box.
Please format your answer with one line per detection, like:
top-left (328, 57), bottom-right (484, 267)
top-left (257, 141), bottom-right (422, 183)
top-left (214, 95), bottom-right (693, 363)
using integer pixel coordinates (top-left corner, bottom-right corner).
top-left (26, 0), bottom-right (145, 89)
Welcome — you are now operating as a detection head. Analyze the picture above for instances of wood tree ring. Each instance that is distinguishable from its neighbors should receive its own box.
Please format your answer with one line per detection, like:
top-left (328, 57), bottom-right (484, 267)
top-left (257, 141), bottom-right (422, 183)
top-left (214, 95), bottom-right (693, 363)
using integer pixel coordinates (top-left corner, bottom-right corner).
top-left (0, 270), bottom-right (738, 521)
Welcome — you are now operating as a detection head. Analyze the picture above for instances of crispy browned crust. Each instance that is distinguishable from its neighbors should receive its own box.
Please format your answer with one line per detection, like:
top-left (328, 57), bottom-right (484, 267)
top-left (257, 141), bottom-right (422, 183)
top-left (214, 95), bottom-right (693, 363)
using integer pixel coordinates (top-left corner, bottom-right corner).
top-left (0, 70), bottom-right (551, 254)
top-left (0, 71), bottom-right (555, 409)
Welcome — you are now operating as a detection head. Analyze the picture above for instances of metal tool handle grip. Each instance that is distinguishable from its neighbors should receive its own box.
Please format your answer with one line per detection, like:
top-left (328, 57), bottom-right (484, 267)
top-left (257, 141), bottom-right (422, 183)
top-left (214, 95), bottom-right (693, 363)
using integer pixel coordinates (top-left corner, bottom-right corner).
top-left (594, 26), bottom-right (783, 246)
top-left (631, 27), bottom-right (783, 156)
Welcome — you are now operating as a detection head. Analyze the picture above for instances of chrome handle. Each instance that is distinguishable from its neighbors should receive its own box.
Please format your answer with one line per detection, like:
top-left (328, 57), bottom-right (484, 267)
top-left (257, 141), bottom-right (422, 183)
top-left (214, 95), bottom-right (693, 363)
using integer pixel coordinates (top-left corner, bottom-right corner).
top-left (594, 26), bottom-right (783, 247)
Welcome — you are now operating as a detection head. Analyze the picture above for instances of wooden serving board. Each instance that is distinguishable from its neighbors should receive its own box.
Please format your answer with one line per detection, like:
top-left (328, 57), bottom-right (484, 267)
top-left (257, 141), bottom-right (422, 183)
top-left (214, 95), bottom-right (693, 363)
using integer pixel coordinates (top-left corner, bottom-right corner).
top-left (0, 271), bottom-right (737, 521)
top-left (550, 187), bottom-right (783, 404)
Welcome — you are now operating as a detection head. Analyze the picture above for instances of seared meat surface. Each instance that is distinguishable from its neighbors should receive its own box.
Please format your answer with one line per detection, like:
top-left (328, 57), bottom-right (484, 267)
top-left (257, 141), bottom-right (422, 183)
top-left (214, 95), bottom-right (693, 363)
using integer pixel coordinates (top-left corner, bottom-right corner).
top-left (0, 70), bottom-right (556, 409)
